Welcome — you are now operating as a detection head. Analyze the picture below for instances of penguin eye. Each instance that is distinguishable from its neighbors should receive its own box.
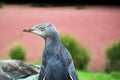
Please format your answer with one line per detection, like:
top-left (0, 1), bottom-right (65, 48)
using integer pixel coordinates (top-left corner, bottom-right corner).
top-left (39, 27), bottom-right (45, 31)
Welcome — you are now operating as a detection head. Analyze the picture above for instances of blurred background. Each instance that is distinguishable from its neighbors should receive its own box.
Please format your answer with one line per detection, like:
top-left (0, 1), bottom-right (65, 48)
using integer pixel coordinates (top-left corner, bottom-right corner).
top-left (0, 1), bottom-right (120, 79)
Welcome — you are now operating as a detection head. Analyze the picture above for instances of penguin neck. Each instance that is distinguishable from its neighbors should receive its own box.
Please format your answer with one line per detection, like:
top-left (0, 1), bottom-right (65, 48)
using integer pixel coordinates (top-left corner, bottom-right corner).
top-left (45, 34), bottom-right (61, 48)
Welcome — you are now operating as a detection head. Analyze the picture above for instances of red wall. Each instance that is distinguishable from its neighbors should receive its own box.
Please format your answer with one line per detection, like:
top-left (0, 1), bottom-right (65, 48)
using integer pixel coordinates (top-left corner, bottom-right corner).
top-left (0, 5), bottom-right (120, 71)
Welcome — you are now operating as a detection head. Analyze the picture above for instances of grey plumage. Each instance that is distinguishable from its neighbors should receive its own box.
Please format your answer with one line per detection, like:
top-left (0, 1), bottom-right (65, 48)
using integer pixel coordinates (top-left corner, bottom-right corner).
top-left (0, 60), bottom-right (40, 80)
top-left (23, 23), bottom-right (79, 80)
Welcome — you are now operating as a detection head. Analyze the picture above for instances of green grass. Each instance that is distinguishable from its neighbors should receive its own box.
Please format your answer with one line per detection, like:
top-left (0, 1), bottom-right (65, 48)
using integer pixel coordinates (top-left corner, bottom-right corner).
top-left (77, 70), bottom-right (120, 80)
top-left (110, 72), bottom-right (120, 80)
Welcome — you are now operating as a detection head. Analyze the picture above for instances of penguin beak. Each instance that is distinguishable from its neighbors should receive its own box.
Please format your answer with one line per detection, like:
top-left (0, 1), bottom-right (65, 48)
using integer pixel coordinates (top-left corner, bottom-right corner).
top-left (23, 28), bottom-right (35, 32)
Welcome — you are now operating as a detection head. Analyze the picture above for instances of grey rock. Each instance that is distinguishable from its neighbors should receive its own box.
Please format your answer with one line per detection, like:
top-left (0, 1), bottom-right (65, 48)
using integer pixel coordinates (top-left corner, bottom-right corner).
top-left (0, 60), bottom-right (40, 80)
